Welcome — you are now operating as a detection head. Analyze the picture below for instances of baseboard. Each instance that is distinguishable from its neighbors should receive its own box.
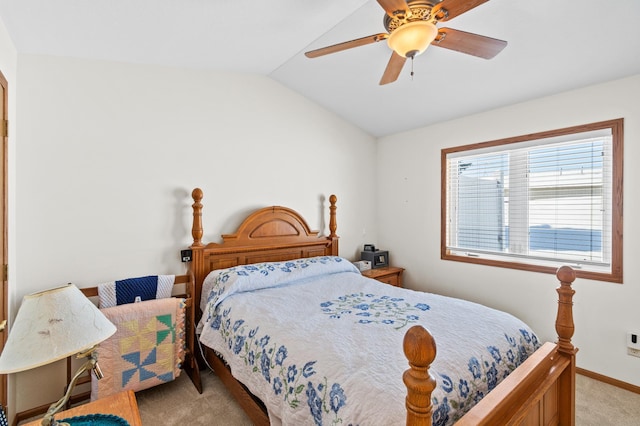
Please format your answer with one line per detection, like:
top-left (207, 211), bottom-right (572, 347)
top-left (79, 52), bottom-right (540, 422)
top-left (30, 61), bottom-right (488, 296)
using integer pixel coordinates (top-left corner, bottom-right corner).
top-left (577, 367), bottom-right (640, 394)
top-left (13, 391), bottom-right (91, 426)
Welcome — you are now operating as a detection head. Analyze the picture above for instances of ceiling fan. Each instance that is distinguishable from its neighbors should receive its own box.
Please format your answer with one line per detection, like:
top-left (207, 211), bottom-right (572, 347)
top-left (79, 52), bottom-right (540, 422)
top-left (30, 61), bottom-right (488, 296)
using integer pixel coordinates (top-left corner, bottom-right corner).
top-left (305, 0), bottom-right (507, 85)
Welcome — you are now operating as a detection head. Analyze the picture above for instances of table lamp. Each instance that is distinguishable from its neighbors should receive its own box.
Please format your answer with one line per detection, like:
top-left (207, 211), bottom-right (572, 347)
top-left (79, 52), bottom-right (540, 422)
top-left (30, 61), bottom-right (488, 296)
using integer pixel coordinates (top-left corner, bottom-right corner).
top-left (0, 284), bottom-right (116, 426)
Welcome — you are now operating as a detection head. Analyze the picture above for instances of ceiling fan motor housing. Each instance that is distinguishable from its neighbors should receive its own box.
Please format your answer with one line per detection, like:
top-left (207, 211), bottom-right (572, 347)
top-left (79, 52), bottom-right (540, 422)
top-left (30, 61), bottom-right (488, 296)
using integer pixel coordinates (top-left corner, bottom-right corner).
top-left (383, 0), bottom-right (439, 33)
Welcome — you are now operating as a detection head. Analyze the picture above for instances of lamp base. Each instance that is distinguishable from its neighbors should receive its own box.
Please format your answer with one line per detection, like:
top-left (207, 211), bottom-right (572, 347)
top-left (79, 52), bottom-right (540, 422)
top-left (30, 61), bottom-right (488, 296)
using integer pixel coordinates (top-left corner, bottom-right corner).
top-left (57, 414), bottom-right (130, 426)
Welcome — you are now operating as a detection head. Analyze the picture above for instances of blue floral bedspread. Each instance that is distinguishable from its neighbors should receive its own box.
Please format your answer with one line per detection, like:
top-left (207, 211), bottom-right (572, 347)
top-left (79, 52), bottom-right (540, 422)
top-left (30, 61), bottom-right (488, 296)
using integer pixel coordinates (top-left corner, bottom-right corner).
top-left (198, 256), bottom-right (540, 426)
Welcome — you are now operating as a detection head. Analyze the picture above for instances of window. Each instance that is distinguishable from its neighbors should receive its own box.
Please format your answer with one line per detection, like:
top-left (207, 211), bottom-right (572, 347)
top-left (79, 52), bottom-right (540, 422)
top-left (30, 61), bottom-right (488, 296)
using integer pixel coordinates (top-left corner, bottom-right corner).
top-left (442, 119), bottom-right (623, 283)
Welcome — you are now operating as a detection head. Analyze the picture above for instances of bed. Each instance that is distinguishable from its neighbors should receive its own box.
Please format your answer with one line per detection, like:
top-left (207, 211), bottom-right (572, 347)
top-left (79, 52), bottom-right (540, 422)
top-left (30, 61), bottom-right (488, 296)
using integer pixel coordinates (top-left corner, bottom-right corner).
top-left (186, 188), bottom-right (577, 426)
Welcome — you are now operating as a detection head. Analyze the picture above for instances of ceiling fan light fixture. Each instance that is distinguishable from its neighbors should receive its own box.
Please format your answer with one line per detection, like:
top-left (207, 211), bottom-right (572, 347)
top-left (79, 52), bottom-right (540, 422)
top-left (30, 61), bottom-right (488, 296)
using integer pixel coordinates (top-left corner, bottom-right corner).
top-left (387, 20), bottom-right (438, 58)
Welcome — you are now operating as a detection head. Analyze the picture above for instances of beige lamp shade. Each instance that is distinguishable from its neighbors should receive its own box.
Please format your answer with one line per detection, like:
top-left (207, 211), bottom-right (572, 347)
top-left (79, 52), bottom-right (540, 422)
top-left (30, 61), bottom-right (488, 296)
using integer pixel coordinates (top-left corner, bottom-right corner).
top-left (387, 20), bottom-right (439, 58)
top-left (0, 284), bottom-right (116, 374)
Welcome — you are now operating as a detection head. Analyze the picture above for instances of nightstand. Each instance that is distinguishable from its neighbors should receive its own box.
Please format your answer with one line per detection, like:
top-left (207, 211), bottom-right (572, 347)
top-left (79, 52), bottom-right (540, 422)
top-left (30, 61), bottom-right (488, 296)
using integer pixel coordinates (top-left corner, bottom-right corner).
top-left (22, 390), bottom-right (142, 426)
top-left (361, 266), bottom-right (404, 287)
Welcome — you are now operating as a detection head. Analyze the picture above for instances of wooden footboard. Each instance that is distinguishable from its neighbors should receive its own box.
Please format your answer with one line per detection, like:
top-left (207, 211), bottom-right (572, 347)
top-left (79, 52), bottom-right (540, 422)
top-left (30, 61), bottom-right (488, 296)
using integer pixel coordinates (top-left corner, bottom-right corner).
top-left (404, 266), bottom-right (577, 425)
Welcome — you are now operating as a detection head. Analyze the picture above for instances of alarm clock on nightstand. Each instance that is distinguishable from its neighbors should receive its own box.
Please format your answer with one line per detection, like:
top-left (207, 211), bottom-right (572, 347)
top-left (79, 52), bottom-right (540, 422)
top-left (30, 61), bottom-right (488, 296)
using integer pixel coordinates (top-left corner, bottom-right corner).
top-left (360, 244), bottom-right (389, 269)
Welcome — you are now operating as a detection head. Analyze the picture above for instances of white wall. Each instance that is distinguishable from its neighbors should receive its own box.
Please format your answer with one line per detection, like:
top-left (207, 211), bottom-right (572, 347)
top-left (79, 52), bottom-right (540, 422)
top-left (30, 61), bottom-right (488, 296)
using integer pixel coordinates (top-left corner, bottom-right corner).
top-left (13, 54), bottom-right (378, 411)
top-left (377, 74), bottom-right (640, 387)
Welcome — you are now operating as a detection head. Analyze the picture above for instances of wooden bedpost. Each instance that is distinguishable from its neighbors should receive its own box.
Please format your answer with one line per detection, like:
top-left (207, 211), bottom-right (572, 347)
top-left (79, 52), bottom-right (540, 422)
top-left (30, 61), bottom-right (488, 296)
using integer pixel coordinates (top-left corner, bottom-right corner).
top-left (328, 194), bottom-right (339, 256)
top-left (556, 265), bottom-right (577, 426)
top-left (555, 265), bottom-right (576, 354)
top-left (189, 188), bottom-right (206, 328)
top-left (403, 325), bottom-right (437, 426)
top-left (329, 195), bottom-right (337, 238)
top-left (191, 188), bottom-right (204, 247)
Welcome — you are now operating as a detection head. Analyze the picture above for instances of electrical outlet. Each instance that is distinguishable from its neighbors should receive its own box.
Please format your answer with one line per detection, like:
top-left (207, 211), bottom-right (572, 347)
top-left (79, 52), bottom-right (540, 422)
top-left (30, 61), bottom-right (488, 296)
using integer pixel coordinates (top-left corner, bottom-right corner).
top-left (627, 331), bottom-right (640, 350)
top-left (628, 348), bottom-right (640, 358)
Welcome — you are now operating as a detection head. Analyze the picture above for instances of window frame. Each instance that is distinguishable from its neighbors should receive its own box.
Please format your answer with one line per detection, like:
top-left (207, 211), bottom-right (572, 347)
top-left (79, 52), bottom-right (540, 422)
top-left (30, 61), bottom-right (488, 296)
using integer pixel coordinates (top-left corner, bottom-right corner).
top-left (441, 118), bottom-right (623, 283)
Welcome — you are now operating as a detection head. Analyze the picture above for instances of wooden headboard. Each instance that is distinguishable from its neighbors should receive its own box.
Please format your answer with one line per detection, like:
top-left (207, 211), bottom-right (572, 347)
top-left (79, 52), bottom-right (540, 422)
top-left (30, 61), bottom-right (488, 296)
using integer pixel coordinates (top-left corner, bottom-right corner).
top-left (187, 188), bottom-right (339, 317)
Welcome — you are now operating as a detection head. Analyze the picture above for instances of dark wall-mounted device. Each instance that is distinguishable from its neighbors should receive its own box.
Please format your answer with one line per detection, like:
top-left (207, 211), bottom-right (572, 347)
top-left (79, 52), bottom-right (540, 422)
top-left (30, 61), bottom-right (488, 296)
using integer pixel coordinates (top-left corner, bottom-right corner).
top-left (361, 244), bottom-right (389, 269)
top-left (180, 249), bottom-right (192, 262)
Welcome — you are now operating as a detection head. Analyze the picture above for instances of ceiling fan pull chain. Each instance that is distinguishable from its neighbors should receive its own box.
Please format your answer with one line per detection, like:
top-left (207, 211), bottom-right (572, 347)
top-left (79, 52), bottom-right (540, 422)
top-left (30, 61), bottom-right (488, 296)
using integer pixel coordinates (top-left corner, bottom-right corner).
top-left (410, 56), bottom-right (414, 80)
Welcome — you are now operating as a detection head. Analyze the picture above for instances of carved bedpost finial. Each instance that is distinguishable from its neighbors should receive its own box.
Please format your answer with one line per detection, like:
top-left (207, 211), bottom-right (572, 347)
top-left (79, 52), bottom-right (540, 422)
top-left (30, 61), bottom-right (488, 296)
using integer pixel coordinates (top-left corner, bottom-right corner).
top-left (556, 266), bottom-right (577, 355)
top-left (403, 325), bottom-right (437, 426)
top-left (191, 188), bottom-right (204, 247)
top-left (329, 194), bottom-right (338, 238)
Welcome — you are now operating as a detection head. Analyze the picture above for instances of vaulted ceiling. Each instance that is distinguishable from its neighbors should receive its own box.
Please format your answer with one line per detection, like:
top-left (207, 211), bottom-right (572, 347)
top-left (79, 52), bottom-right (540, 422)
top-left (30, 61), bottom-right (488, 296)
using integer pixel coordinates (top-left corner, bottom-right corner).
top-left (1, 0), bottom-right (639, 136)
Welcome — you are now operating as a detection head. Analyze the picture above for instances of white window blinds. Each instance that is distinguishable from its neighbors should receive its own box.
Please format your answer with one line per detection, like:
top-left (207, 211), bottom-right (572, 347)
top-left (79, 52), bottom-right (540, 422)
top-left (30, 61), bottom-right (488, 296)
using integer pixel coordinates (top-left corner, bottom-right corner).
top-left (444, 128), bottom-right (613, 273)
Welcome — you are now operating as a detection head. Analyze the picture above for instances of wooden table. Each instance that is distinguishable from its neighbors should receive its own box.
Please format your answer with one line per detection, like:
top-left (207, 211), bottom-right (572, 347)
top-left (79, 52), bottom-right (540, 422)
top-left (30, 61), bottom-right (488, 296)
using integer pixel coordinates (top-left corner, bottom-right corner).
top-left (22, 390), bottom-right (142, 426)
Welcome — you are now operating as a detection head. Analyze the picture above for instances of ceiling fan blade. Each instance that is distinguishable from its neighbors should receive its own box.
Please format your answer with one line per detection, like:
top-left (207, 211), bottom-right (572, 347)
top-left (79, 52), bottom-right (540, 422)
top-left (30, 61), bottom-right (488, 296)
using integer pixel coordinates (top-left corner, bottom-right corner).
top-left (377, 0), bottom-right (411, 18)
top-left (379, 52), bottom-right (407, 85)
top-left (433, 28), bottom-right (507, 59)
top-left (305, 33), bottom-right (389, 58)
top-left (432, 0), bottom-right (489, 21)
